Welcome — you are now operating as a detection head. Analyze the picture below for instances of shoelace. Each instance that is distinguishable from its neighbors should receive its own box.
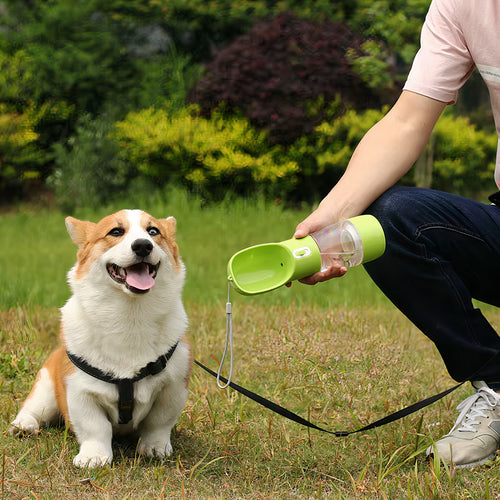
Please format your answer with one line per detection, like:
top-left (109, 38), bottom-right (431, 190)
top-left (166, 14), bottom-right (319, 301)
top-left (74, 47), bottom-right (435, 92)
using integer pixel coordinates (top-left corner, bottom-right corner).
top-left (450, 387), bottom-right (500, 433)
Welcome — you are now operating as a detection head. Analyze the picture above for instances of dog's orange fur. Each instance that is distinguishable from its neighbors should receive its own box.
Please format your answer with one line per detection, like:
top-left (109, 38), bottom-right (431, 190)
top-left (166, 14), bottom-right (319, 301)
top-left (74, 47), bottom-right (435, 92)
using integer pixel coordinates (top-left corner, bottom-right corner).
top-left (46, 347), bottom-right (75, 423)
top-left (23, 346), bottom-right (76, 425)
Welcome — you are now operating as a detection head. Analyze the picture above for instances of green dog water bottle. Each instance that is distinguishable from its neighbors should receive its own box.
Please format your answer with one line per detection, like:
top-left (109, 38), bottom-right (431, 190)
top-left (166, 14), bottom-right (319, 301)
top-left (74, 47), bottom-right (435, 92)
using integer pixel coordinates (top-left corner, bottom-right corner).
top-left (227, 214), bottom-right (385, 295)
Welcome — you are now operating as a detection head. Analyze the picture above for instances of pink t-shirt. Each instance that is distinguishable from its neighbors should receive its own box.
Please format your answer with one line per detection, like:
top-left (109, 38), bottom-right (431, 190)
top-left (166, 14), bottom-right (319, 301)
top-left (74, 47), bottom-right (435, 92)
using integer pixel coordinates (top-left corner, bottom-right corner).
top-left (404, 0), bottom-right (500, 188)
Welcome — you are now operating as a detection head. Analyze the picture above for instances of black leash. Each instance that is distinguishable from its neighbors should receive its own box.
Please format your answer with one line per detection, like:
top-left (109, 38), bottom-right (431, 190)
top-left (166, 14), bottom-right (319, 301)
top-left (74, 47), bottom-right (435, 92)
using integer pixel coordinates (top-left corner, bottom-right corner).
top-left (67, 342), bottom-right (179, 424)
top-left (200, 279), bottom-right (500, 436)
top-left (200, 284), bottom-right (472, 436)
top-left (194, 359), bottom-right (464, 436)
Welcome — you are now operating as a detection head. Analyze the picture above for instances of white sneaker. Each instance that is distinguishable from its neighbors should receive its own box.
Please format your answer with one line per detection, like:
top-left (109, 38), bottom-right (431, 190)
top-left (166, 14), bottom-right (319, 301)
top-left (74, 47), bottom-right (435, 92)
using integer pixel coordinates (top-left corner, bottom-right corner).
top-left (426, 381), bottom-right (500, 468)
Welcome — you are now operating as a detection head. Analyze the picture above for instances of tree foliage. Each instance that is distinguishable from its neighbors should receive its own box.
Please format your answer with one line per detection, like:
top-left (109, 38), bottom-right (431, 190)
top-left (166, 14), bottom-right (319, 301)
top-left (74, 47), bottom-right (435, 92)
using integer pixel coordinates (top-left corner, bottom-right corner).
top-left (1, 0), bottom-right (174, 115)
top-left (348, 0), bottom-right (431, 66)
top-left (0, 0), bottom-right (199, 200)
top-left (0, 0), bottom-right (494, 205)
top-left (190, 12), bottom-right (387, 145)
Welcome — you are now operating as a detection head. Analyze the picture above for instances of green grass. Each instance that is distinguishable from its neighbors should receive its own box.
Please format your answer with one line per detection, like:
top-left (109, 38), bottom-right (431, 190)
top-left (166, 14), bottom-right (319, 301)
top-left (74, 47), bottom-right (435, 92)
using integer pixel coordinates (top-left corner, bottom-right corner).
top-left (0, 189), bottom-right (390, 309)
top-left (0, 190), bottom-right (498, 498)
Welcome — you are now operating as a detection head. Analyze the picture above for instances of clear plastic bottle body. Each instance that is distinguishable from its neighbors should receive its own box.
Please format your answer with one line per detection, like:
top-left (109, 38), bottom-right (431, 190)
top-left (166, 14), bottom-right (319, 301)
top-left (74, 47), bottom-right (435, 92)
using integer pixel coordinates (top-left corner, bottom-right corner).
top-left (310, 220), bottom-right (363, 271)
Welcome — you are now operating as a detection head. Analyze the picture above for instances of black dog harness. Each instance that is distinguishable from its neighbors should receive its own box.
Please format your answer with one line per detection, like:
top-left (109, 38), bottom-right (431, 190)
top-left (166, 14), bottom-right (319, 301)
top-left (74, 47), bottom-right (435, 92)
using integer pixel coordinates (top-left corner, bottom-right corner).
top-left (66, 342), bottom-right (179, 424)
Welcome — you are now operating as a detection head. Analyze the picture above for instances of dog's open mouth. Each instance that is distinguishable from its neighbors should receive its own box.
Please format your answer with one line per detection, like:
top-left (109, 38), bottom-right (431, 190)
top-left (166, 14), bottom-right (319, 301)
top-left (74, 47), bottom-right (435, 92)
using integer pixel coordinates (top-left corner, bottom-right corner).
top-left (107, 262), bottom-right (159, 294)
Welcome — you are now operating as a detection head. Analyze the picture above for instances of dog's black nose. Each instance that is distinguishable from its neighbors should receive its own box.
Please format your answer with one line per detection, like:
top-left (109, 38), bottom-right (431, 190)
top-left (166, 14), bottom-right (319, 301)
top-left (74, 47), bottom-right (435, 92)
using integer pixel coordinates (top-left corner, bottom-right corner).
top-left (132, 239), bottom-right (153, 257)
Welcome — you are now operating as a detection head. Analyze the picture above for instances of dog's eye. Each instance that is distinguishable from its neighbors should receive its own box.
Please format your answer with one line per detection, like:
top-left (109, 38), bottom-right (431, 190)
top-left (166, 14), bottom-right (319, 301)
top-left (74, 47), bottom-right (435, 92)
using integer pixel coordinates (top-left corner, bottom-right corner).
top-left (147, 226), bottom-right (160, 237)
top-left (108, 227), bottom-right (125, 237)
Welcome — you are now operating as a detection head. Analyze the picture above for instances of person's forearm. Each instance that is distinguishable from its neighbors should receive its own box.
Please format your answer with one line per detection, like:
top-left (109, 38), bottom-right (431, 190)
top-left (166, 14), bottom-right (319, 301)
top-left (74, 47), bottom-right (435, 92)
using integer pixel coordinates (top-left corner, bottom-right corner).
top-left (296, 92), bottom-right (447, 235)
top-left (320, 113), bottom-right (431, 220)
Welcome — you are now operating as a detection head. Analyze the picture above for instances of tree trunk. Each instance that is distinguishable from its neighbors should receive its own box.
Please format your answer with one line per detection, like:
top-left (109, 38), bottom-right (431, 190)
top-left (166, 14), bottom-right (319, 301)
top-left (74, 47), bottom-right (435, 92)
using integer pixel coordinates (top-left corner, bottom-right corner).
top-left (414, 132), bottom-right (435, 188)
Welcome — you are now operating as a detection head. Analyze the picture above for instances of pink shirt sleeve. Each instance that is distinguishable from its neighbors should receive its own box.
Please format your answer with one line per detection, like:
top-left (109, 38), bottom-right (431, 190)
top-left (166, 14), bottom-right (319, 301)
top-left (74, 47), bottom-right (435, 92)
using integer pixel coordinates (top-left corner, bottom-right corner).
top-left (404, 0), bottom-right (475, 104)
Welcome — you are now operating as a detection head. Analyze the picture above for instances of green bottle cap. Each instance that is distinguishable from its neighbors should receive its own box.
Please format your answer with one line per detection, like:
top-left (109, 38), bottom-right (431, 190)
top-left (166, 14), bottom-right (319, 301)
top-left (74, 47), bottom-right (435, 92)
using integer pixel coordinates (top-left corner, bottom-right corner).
top-left (348, 215), bottom-right (386, 263)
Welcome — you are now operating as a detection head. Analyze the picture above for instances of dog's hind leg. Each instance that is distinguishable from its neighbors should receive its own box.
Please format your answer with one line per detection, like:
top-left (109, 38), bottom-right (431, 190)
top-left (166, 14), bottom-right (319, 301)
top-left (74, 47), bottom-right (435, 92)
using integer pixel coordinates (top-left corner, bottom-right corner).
top-left (10, 349), bottom-right (64, 436)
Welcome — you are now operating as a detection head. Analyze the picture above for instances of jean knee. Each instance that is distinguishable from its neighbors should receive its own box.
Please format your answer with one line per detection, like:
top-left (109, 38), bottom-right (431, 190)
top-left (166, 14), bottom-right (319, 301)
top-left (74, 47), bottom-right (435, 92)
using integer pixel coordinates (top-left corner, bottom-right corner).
top-left (364, 186), bottom-right (415, 228)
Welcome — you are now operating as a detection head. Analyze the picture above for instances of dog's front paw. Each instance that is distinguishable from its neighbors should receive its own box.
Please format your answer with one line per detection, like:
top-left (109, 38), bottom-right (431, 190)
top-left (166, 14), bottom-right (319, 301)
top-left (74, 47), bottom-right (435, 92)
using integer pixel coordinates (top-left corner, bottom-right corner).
top-left (138, 437), bottom-right (173, 458)
top-left (9, 414), bottom-right (40, 437)
top-left (73, 441), bottom-right (112, 468)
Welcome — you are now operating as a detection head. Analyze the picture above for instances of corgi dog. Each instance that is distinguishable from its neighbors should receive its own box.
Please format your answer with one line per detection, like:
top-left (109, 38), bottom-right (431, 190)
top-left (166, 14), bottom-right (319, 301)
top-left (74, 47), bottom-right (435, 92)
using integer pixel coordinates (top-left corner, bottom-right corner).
top-left (10, 210), bottom-right (191, 468)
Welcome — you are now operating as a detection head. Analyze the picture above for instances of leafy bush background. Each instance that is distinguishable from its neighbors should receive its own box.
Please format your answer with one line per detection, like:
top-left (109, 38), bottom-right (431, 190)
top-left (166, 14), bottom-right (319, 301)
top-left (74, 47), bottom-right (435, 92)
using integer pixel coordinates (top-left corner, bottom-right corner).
top-left (189, 12), bottom-right (386, 145)
top-left (111, 106), bottom-right (299, 200)
top-left (106, 106), bottom-right (496, 207)
top-left (0, 0), bottom-right (497, 210)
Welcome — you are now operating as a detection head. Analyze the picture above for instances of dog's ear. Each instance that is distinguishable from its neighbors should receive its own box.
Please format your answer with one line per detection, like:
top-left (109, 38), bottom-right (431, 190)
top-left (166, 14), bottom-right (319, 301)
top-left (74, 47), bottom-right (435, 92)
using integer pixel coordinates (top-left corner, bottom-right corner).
top-left (65, 216), bottom-right (94, 248)
top-left (163, 216), bottom-right (177, 240)
top-left (160, 216), bottom-right (181, 266)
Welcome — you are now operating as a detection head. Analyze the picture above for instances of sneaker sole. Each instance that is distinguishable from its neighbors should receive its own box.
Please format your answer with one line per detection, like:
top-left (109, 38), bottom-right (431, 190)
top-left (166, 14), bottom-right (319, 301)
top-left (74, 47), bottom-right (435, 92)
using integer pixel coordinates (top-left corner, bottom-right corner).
top-left (427, 451), bottom-right (496, 469)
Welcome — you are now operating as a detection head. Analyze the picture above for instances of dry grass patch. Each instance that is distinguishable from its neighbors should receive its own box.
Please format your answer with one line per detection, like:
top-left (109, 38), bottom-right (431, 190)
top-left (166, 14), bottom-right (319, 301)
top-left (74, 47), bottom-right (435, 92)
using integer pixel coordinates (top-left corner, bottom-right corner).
top-left (1, 303), bottom-right (498, 498)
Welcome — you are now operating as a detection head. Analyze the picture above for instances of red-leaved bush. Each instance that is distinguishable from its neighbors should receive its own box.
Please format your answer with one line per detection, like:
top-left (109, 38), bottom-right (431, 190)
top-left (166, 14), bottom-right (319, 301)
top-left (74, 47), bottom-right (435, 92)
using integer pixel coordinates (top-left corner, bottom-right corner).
top-left (190, 12), bottom-right (385, 145)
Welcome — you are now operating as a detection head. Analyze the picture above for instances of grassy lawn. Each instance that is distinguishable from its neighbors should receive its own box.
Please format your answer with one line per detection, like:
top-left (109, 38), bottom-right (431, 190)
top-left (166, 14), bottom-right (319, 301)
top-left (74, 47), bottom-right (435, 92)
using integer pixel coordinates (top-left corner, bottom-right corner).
top-left (0, 191), bottom-right (498, 498)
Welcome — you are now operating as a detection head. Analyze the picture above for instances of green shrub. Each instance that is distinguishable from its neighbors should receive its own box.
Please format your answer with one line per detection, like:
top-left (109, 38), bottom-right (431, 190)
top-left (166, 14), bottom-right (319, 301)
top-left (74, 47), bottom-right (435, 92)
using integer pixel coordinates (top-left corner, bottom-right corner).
top-left (288, 107), bottom-right (496, 200)
top-left (0, 1), bottom-right (202, 132)
top-left (0, 98), bottom-right (77, 201)
top-left (159, 0), bottom-right (268, 59)
top-left (49, 104), bottom-right (496, 210)
top-left (430, 113), bottom-right (497, 195)
top-left (348, 0), bottom-right (431, 67)
top-left (287, 108), bottom-right (385, 200)
top-left (0, 48), bottom-right (35, 106)
top-left (129, 50), bottom-right (204, 112)
top-left (112, 106), bottom-right (299, 200)
top-left (50, 115), bottom-right (129, 213)
top-left (0, 106), bottom-right (45, 200)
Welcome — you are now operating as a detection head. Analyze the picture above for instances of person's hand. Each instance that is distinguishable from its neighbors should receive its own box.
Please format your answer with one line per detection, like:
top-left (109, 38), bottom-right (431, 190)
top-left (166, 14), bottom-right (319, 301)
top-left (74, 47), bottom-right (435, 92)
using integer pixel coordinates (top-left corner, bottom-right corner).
top-left (288, 209), bottom-right (348, 286)
top-left (296, 261), bottom-right (347, 285)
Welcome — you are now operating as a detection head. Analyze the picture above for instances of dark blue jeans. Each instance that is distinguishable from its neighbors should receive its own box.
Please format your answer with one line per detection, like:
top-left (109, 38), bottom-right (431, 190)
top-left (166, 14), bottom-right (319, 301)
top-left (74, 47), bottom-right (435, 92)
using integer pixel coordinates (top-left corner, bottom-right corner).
top-left (364, 186), bottom-right (500, 385)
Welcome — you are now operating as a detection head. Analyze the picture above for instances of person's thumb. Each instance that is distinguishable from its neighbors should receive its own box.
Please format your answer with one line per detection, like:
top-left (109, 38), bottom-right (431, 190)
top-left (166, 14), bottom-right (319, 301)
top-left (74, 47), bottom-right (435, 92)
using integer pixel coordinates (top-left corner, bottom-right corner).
top-left (293, 221), bottom-right (311, 239)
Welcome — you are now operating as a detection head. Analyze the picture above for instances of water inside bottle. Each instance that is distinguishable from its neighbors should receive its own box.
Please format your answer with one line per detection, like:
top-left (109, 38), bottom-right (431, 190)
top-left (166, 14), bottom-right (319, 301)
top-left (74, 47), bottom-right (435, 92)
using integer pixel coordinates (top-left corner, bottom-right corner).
top-left (319, 252), bottom-right (354, 271)
top-left (317, 223), bottom-right (360, 271)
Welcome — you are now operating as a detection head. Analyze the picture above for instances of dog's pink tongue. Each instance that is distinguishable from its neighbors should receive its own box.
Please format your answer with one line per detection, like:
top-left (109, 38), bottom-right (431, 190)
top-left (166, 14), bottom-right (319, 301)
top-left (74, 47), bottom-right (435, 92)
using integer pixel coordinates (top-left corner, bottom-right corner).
top-left (125, 263), bottom-right (155, 290)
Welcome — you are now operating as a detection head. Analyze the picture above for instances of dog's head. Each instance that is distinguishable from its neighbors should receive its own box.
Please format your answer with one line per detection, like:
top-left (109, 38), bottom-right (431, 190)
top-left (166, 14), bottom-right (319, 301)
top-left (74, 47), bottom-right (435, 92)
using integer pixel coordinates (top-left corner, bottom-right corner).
top-left (65, 209), bottom-right (183, 296)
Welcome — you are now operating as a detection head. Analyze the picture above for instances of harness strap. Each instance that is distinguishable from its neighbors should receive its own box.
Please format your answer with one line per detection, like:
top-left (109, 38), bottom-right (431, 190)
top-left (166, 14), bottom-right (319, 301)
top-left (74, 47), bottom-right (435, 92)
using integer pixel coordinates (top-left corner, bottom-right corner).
top-left (67, 341), bottom-right (179, 424)
top-left (116, 379), bottom-right (135, 425)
